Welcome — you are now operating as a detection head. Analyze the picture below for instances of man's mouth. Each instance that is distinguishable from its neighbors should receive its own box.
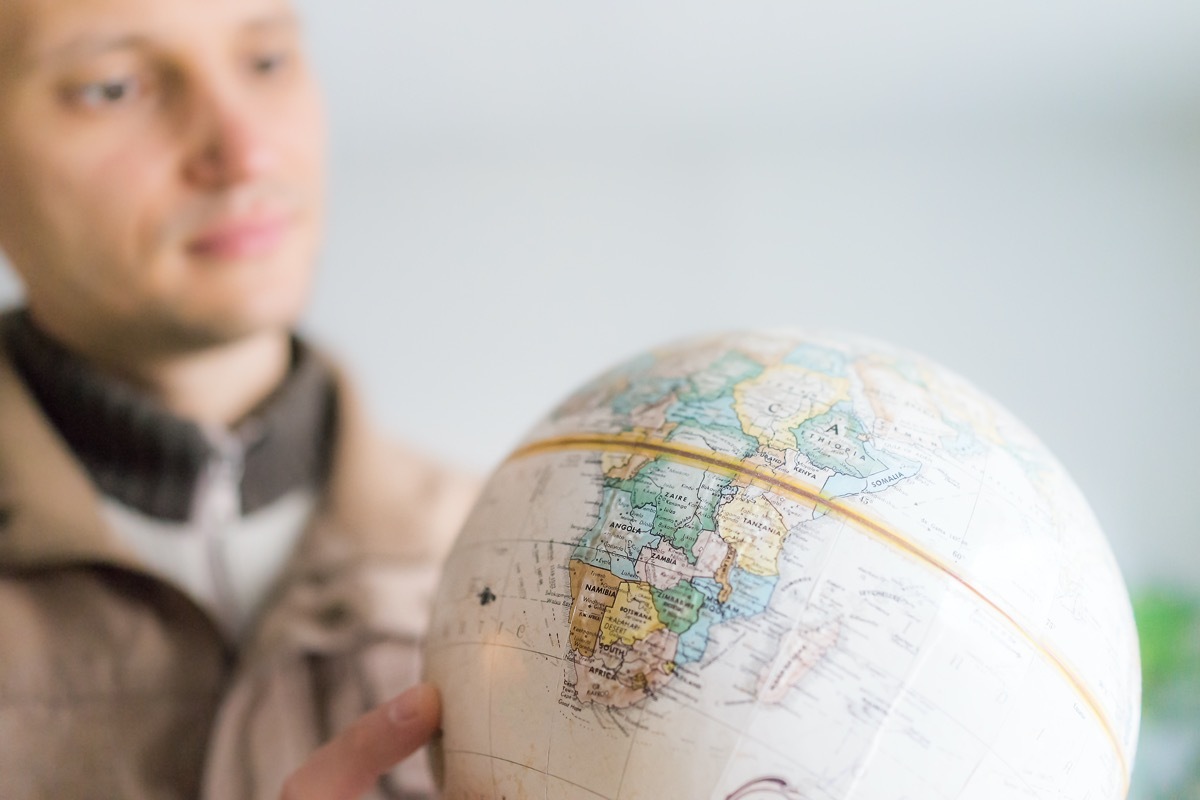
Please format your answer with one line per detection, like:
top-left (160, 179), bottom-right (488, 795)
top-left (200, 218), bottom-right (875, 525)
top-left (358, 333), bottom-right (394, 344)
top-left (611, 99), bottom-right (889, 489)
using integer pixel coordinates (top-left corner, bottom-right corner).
top-left (186, 212), bottom-right (292, 260)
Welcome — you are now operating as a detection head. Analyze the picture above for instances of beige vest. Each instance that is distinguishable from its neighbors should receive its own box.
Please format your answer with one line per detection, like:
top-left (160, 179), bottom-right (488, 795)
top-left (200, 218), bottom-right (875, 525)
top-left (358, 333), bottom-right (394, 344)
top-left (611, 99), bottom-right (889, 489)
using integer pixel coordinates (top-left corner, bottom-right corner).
top-left (0, 340), bottom-right (478, 799)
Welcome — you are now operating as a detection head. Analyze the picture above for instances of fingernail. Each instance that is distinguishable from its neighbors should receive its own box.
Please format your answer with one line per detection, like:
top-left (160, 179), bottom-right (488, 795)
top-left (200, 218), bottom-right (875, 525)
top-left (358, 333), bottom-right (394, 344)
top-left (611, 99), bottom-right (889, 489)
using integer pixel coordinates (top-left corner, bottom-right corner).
top-left (387, 685), bottom-right (428, 725)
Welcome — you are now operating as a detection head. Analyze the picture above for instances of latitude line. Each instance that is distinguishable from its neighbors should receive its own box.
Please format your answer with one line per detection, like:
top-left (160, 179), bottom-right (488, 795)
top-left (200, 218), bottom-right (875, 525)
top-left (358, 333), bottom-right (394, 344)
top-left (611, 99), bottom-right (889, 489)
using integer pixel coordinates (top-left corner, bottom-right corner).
top-left (441, 748), bottom-right (611, 799)
top-left (506, 431), bottom-right (1130, 794)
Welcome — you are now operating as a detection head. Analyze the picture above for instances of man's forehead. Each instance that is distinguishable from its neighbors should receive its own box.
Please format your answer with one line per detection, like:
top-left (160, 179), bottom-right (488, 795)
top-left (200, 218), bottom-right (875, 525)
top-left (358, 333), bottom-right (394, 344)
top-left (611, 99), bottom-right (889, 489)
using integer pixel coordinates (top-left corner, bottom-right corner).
top-left (0, 0), bottom-right (298, 71)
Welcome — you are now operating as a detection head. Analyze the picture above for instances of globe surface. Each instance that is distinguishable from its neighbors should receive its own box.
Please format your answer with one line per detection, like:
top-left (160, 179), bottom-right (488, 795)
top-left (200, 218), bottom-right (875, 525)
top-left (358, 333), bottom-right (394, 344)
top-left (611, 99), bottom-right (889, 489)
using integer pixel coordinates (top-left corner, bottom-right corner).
top-left (425, 331), bottom-right (1140, 800)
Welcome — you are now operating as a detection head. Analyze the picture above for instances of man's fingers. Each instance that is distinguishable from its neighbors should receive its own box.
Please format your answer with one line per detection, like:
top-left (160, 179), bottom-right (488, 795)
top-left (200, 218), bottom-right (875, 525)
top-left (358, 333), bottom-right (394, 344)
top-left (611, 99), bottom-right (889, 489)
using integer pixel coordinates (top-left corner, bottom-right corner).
top-left (280, 683), bottom-right (441, 800)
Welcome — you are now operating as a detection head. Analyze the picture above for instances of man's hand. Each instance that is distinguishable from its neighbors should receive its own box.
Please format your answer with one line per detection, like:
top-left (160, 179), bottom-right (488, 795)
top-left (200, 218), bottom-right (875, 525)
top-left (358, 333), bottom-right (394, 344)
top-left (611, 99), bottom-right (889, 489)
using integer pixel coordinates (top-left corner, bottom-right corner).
top-left (279, 683), bottom-right (441, 800)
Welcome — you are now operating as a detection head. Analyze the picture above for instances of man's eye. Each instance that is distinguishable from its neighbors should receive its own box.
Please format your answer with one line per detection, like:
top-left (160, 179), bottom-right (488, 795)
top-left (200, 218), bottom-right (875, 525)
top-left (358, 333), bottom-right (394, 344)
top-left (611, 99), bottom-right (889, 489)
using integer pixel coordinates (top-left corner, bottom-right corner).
top-left (74, 77), bottom-right (141, 108)
top-left (250, 51), bottom-right (290, 76)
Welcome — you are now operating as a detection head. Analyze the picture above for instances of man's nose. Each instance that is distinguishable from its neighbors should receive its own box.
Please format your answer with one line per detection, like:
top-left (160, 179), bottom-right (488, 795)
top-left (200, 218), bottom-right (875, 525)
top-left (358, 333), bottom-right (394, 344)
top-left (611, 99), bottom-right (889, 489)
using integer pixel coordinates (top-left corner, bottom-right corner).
top-left (182, 86), bottom-right (279, 189)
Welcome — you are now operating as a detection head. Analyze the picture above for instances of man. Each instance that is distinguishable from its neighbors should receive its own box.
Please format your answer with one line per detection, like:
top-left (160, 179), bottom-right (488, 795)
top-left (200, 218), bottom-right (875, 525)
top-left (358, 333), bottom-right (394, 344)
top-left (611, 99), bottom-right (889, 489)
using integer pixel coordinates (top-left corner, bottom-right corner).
top-left (0, 0), bottom-right (476, 797)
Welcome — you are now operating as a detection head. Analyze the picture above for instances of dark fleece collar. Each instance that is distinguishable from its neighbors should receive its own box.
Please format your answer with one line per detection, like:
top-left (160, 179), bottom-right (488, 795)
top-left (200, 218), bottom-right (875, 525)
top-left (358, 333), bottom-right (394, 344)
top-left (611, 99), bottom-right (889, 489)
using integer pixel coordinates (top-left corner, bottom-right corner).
top-left (2, 310), bottom-right (335, 523)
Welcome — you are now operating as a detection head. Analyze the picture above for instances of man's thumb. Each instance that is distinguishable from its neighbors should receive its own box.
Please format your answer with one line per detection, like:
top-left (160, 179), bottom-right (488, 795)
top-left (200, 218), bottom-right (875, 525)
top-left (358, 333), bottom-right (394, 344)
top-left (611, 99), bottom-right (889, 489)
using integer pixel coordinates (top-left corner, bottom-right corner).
top-left (279, 683), bottom-right (441, 800)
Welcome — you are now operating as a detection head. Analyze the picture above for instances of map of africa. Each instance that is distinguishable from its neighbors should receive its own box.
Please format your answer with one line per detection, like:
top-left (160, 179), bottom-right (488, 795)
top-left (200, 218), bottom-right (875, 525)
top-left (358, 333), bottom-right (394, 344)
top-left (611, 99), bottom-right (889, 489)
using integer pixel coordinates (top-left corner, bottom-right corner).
top-left (424, 331), bottom-right (1140, 799)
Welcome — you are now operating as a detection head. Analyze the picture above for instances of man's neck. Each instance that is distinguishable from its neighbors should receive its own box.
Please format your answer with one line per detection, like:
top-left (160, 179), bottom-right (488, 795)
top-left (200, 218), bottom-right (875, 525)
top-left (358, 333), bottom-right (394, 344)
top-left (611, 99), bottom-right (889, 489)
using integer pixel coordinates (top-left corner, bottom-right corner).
top-left (92, 332), bottom-right (293, 429)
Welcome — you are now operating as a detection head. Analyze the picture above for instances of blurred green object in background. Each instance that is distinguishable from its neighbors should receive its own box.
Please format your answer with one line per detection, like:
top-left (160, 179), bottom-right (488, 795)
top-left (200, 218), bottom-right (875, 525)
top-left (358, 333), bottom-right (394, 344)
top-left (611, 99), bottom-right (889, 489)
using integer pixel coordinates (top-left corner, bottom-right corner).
top-left (1137, 591), bottom-right (1200, 716)
top-left (1131, 590), bottom-right (1200, 800)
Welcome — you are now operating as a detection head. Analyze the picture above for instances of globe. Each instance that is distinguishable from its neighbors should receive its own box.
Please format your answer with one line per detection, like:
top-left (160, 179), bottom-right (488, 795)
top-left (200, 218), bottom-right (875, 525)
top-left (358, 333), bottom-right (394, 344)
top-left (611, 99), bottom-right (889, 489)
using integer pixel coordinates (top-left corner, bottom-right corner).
top-left (424, 331), bottom-right (1140, 800)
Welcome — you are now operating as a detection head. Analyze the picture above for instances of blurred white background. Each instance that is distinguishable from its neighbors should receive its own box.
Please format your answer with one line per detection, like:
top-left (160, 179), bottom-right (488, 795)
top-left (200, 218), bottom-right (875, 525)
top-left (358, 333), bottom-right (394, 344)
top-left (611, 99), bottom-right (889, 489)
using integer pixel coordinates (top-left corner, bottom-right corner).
top-left (2, 1), bottom-right (1197, 591)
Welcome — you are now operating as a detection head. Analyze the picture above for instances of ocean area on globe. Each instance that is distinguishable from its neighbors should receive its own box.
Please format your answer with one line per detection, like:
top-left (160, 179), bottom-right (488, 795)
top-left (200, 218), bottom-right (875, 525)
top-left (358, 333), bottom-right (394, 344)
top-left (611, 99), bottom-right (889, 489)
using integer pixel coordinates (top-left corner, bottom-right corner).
top-left (423, 330), bottom-right (1141, 800)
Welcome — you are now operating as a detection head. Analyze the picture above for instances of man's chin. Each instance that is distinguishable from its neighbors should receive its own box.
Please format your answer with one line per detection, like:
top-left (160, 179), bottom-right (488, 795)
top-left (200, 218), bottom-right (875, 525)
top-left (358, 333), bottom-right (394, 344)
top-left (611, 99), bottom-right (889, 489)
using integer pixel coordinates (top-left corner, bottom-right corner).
top-left (131, 301), bottom-right (307, 359)
top-left (162, 260), bottom-right (315, 346)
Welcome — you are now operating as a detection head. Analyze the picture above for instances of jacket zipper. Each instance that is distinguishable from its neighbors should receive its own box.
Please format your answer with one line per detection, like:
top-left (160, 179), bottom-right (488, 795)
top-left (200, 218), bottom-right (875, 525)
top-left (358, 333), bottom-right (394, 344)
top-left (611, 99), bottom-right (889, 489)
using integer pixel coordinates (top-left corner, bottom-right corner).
top-left (194, 431), bottom-right (246, 636)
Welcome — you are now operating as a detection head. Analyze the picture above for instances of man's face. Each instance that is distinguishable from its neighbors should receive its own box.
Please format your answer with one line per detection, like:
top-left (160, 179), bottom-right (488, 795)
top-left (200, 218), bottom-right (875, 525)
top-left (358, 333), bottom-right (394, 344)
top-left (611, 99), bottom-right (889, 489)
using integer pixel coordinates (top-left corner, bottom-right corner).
top-left (0, 0), bottom-right (326, 357)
